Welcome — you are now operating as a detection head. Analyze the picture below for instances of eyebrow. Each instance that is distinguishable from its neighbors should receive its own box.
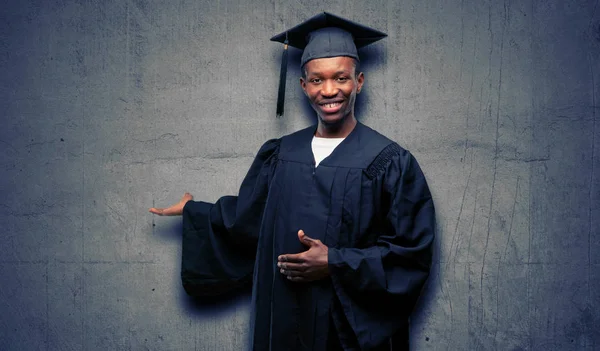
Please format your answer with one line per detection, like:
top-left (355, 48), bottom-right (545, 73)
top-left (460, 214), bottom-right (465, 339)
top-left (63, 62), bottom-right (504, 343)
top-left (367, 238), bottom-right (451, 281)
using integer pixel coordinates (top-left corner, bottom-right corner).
top-left (307, 70), bottom-right (351, 77)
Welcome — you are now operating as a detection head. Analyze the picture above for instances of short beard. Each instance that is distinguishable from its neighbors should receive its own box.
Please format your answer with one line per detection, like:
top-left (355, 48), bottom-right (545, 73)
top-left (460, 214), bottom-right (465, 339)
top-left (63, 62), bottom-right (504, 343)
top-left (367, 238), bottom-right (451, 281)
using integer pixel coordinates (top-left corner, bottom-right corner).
top-left (315, 107), bottom-right (353, 131)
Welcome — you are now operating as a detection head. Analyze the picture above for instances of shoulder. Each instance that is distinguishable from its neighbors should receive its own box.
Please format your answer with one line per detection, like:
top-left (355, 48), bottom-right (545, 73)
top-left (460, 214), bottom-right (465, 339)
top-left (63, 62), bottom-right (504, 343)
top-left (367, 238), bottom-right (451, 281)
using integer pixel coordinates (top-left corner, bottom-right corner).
top-left (356, 123), bottom-right (410, 177)
top-left (365, 142), bottom-right (412, 179)
top-left (360, 124), bottom-right (424, 181)
top-left (281, 124), bottom-right (315, 140)
top-left (357, 122), bottom-right (394, 143)
top-left (257, 125), bottom-right (313, 156)
top-left (256, 138), bottom-right (281, 159)
top-left (279, 124), bottom-right (315, 150)
top-left (355, 122), bottom-right (409, 167)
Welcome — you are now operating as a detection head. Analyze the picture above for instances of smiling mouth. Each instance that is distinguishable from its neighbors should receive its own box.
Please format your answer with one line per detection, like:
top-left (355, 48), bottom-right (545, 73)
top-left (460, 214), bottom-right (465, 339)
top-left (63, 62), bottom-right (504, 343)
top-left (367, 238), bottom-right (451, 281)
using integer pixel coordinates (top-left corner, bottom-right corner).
top-left (318, 101), bottom-right (344, 113)
top-left (320, 102), bottom-right (342, 108)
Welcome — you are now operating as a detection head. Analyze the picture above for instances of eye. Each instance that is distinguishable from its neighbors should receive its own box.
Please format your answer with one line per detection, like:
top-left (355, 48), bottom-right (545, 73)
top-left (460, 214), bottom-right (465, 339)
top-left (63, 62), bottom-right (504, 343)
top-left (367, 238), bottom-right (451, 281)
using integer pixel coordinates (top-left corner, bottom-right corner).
top-left (310, 78), bottom-right (322, 84)
top-left (336, 77), bottom-right (349, 82)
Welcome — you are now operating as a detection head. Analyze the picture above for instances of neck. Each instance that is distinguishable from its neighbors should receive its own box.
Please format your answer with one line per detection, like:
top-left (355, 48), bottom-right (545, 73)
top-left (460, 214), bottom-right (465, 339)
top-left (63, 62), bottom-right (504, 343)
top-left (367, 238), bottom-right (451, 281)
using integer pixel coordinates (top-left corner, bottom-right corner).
top-left (315, 115), bottom-right (357, 138)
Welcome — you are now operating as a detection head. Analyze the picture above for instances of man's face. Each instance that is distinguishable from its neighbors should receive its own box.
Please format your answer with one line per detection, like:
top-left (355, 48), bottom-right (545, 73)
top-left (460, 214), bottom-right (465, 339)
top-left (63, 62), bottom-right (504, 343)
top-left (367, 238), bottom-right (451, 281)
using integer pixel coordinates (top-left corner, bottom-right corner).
top-left (300, 56), bottom-right (364, 126)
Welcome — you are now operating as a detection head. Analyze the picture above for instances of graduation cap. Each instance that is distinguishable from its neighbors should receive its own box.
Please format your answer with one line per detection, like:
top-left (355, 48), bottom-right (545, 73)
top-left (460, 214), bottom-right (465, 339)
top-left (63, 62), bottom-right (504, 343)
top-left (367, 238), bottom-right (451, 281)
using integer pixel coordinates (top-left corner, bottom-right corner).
top-left (271, 12), bottom-right (387, 117)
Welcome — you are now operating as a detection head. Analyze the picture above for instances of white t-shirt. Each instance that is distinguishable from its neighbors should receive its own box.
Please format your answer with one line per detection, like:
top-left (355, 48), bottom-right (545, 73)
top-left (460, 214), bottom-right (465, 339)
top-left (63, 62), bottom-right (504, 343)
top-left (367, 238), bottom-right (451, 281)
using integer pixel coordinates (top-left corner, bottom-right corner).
top-left (311, 136), bottom-right (345, 167)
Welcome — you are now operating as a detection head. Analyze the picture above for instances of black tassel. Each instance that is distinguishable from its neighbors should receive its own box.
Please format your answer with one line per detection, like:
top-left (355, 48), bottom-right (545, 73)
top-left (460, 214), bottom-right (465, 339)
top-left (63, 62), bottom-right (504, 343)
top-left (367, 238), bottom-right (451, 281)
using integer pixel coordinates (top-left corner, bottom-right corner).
top-left (276, 36), bottom-right (289, 118)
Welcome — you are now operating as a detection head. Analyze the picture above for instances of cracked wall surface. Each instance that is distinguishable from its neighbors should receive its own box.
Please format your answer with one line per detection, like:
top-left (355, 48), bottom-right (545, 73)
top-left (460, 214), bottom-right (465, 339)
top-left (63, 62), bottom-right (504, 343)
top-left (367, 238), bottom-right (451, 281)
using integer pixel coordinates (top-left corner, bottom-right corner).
top-left (1, 0), bottom-right (599, 350)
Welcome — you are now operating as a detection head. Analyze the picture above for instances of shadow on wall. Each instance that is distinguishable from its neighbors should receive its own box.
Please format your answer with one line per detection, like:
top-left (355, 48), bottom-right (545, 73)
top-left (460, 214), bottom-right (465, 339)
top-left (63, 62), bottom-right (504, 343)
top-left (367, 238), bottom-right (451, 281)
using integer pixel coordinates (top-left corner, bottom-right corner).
top-left (353, 44), bottom-right (386, 121)
top-left (410, 217), bottom-right (441, 340)
top-left (288, 49), bottom-right (318, 126)
top-left (179, 286), bottom-right (253, 319)
top-left (154, 220), bottom-right (183, 242)
top-left (153, 218), bottom-right (253, 317)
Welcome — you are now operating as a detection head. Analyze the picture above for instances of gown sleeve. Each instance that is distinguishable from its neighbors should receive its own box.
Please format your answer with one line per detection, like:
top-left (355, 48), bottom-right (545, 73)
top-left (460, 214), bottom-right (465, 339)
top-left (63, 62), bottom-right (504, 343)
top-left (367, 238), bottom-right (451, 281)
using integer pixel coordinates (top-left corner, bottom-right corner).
top-left (327, 144), bottom-right (435, 349)
top-left (180, 138), bottom-right (280, 297)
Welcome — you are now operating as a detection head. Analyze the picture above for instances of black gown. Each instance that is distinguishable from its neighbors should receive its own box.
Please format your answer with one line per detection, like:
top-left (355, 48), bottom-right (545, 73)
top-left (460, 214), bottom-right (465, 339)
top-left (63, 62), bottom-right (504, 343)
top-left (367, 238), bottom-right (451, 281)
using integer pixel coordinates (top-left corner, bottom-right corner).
top-left (181, 122), bottom-right (435, 351)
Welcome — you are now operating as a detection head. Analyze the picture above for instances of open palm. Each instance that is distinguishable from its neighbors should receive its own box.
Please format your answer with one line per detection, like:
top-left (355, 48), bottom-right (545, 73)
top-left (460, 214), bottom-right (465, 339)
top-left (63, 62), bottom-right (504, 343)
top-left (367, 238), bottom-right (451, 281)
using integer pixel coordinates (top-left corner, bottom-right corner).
top-left (149, 192), bottom-right (193, 216)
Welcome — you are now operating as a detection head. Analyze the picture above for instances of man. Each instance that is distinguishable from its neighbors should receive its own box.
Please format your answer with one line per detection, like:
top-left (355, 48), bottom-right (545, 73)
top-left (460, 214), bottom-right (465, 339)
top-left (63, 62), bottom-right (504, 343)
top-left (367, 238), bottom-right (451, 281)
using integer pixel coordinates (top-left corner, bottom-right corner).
top-left (150, 12), bottom-right (435, 351)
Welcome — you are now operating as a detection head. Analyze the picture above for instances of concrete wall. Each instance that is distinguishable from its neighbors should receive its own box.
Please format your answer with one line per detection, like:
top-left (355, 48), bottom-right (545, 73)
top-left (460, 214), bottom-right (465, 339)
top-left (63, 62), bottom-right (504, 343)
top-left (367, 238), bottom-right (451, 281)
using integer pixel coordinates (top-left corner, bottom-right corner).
top-left (1, 0), bottom-right (598, 350)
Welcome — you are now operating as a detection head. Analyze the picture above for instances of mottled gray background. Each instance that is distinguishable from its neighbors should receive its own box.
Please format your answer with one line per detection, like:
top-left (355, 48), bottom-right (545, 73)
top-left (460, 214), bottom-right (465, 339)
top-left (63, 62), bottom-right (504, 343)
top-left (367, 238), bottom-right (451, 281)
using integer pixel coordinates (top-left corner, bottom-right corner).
top-left (0, 0), bottom-right (598, 350)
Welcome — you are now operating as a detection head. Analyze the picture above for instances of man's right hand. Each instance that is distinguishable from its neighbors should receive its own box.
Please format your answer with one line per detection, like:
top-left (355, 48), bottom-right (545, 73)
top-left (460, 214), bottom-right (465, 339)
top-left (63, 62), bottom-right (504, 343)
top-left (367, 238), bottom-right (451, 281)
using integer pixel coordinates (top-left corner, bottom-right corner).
top-left (149, 192), bottom-right (193, 216)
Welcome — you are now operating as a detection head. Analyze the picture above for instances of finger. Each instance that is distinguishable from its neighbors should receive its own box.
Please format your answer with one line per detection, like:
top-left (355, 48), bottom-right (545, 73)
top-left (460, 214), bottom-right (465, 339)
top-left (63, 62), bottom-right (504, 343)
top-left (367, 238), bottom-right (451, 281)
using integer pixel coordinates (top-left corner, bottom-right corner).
top-left (149, 208), bottom-right (164, 215)
top-left (298, 230), bottom-right (321, 248)
top-left (277, 262), bottom-right (306, 272)
top-left (278, 254), bottom-right (304, 263)
top-left (157, 207), bottom-right (175, 216)
top-left (154, 207), bottom-right (179, 216)
top-left (298, 230), bottom-right (315, 246)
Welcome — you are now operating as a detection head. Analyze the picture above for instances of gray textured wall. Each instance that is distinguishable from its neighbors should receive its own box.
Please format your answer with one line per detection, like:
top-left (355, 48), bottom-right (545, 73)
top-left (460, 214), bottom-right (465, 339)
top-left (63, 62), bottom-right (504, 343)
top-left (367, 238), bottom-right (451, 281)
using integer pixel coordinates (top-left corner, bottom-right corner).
top-left (1, 0), bottom-right (598, 350)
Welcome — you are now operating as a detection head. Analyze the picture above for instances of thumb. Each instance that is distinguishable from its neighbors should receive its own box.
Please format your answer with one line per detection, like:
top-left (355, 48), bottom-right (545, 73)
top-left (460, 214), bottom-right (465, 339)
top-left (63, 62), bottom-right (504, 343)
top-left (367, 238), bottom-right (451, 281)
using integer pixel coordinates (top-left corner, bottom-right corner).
top-left (298, 230), bottom-right (316, 246)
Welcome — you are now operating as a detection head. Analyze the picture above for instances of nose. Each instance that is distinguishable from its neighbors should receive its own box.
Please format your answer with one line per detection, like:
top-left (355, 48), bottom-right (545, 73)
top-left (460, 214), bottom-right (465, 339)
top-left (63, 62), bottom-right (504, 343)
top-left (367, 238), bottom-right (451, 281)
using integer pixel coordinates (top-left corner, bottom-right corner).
top-left (321, 80), bottom-right (338, 97)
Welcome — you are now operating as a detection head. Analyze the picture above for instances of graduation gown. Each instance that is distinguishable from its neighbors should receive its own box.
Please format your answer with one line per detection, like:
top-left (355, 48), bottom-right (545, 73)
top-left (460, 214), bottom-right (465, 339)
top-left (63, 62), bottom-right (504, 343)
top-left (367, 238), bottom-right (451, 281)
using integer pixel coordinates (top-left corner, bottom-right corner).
top-left (181, 122), bottom-right (435, 351)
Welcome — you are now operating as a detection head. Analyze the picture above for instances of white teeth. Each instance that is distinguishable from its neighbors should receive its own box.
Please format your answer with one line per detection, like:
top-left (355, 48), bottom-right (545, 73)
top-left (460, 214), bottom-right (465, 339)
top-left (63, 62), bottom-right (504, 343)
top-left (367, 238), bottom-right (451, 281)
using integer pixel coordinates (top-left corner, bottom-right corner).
top-left (322, 102), bottom-right (341, 108)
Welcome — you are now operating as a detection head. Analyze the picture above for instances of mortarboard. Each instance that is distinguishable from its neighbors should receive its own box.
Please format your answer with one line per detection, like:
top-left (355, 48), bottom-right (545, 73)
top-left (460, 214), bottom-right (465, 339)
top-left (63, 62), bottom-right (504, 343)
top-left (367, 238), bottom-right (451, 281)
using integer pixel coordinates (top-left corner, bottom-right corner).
top-left (271, 12), bottom-right (387, 117)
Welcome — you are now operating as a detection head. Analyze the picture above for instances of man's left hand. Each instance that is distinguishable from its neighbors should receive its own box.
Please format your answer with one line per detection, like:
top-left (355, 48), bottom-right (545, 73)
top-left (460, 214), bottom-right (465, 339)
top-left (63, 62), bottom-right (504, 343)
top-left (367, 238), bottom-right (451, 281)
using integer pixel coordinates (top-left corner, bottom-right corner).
top-left (278, 230), bottom-right (329, 282)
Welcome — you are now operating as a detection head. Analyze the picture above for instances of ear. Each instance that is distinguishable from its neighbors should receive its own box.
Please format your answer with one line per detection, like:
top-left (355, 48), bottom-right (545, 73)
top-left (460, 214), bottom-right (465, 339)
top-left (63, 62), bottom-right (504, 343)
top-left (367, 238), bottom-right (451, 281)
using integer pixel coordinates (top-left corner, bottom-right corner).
top-left (356, 72), bottom-right (365, 94)
top-left (300, 77), bottom-right (307, 95)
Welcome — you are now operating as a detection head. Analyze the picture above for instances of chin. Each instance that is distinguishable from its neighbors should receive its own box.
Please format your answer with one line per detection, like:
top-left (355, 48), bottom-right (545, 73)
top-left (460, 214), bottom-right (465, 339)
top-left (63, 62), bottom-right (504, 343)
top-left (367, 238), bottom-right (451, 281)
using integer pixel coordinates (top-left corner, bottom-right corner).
top-left (317, 107), bottom-right (350, 123)
top-left (317, 114), bottom-right (345, 127)
top-left (319, 113), bottom-right (342, 123)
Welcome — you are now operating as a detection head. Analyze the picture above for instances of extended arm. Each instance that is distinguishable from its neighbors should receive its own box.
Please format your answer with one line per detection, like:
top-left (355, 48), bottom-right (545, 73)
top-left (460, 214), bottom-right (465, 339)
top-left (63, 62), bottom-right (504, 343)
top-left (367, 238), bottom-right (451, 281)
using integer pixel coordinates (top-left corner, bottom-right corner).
top-left (150, 139), bottom-right (280, 297)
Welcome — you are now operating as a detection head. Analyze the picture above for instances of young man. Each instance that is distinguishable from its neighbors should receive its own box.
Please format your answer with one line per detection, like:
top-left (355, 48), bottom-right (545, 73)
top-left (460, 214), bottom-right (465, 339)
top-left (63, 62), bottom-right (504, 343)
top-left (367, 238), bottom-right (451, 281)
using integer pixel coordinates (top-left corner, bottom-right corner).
top-left (150, 12), bottom-right (435, 351)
